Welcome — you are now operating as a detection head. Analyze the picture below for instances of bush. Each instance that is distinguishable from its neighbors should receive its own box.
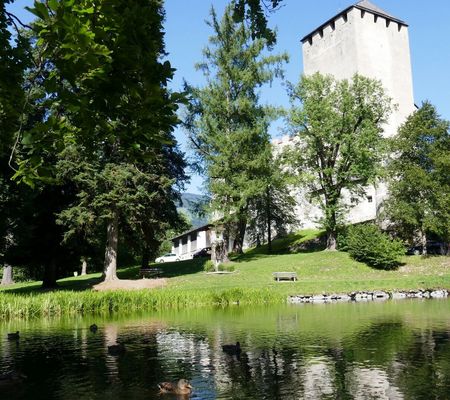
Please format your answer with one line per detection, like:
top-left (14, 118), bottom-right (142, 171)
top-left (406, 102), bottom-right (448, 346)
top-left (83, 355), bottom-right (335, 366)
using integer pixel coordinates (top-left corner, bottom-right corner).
top-left (336, 226), bottom-right (350, 251)
top-left (203, 260), bottom-right (215, 272)
top-left (345, 224), bottom-right (405, 270)
top-left (219, 263), bottom-right (235, 272)
top-left (203, 261), bottom-right (235, 273)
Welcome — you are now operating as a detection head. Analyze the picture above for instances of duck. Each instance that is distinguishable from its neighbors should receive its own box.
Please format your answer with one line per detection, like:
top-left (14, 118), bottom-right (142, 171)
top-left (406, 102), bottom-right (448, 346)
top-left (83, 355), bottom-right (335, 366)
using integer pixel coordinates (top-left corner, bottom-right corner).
top-left (89, 324), bottom-right (98, 333)
top-left (107, 343), bottom-right (126, 356)
top-left (0, 371), bottom-right (27, 386)
top-left (158, 379), bottom-right (193, 395)
top-left (222, 341), bottom-right (241, 355)
top-left (7, 331), bottom-right (19, 340)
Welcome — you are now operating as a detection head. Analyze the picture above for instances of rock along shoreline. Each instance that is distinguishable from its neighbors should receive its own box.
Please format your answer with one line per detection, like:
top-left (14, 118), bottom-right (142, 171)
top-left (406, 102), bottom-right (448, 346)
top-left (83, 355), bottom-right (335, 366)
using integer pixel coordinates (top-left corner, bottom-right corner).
top-left (288, 289), bottom-right (449, 304)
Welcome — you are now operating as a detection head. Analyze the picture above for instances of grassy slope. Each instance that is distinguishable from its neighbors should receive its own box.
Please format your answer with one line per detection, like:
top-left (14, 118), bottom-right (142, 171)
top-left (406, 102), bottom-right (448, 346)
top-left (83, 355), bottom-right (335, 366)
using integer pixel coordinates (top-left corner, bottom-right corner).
top-left (2, 229), bottom-right (449, 297)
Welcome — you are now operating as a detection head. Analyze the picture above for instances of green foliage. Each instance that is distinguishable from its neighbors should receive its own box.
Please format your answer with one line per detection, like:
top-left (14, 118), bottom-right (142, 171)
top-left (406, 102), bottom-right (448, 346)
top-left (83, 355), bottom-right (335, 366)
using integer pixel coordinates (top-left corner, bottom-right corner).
top-left (286, 73), bottom-right (393, 249)
top-left (185, 4), bottom-right (288, 252)
top-left (2, 245), bottom-right (450, 318)
top-left (15, 0), bottom-right (187, 281)
top-left (345, 224), bottom-right (405, 270)
top-left (203, 260), bottom-right (235, 273)
top-left (232, 0), bottom-right (283, 45)
top-left (384, 102), bottom-right (450, 247)
top-left (0, 2), bottom-right (31, 272)
top-left (203, 260), bottom-right (215, 272)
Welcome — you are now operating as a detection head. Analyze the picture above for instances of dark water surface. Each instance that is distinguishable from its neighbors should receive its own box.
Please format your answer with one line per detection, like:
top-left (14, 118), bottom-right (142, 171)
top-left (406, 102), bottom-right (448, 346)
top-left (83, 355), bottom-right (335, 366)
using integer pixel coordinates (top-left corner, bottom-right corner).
top-left (1, 299), bottom-right (450, 399)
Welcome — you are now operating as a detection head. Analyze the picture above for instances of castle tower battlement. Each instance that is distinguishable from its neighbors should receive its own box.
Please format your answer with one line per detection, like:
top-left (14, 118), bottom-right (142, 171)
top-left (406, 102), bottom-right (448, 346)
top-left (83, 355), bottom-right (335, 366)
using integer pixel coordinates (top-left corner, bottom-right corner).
top-left (301, 0), bottom-right (415, 137)
top-left (290, 1), bottom-right (416, 228)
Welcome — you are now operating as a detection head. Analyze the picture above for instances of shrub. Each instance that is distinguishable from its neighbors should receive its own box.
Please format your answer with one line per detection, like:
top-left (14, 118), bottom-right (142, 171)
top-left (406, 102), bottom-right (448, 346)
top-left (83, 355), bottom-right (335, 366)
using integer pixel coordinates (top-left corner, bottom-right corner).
top-left (203, 260), bottom-right (215, 272)
top-left (346, 224), bottom-right (405, 270)
top-left (203, 261), bottom-right (235, 273)
top-left (336, 226), bottom-right (350, 251)
top-left (219, 263), bottom-right (235, 272)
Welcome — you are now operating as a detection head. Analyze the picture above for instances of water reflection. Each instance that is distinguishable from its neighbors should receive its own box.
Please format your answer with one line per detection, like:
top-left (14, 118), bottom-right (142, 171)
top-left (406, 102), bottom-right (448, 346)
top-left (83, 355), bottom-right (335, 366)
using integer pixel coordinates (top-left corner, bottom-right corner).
top-left (1, 300), bottom-right (450, 399)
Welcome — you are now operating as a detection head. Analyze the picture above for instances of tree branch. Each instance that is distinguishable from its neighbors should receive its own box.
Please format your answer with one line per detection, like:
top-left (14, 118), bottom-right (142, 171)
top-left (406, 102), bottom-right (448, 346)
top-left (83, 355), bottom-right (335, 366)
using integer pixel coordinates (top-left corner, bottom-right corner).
top-left (5, 11), bottom-right (33, 31)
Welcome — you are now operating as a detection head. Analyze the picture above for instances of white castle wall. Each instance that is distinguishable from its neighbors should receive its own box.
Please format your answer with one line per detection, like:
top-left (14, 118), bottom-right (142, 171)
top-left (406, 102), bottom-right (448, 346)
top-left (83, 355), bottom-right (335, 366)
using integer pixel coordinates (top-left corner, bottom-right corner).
top-left (291, 3), bottom-right (415, 228)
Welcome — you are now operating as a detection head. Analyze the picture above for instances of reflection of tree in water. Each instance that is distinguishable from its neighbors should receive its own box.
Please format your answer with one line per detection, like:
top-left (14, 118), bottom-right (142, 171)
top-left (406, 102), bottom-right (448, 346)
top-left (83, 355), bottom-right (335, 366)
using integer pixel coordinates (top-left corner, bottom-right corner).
top-left (329, 321), bottom-right (409, 399)
top-left (343, 321), bottom-right (412, 366)
top-left (394, 328), bottom-right (450, 399)
top-left (1, 309), bottom-right (450, 399)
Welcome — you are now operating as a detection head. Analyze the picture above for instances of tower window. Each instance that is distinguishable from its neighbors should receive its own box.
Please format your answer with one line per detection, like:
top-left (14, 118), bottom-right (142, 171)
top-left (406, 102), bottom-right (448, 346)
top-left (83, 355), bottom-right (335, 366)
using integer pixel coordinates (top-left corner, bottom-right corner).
top-left (367, 196), bottom-right (373, 203)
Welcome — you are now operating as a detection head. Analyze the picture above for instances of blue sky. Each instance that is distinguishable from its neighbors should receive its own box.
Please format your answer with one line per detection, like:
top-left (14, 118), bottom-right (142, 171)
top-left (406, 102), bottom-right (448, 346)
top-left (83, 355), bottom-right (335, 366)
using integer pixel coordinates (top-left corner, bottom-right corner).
top-left (7, 1), bottom-right (450, 194)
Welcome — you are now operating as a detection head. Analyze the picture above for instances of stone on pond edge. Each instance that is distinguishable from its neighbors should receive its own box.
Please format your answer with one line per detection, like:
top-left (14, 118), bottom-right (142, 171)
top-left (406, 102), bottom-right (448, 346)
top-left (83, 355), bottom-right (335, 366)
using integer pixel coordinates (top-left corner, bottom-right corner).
top-left (288, 289), bottom-right (449, 304)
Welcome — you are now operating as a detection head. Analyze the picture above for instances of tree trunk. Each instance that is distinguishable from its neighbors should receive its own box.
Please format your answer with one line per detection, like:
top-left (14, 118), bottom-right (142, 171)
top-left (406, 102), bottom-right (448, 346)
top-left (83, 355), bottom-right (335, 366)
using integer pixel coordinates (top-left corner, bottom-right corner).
top-left (326, 231), bottom-right (337, 251)
top-left (212, 239), bottom-right (229, 270)
top-left (81, 257), bottom-right (87, 276)
top-left (232, 217), bottom-right (247, 254)
top-left (102, 211), bottom-right (119, 282)
top-left (141, 246), bottom-right (150, 269)
top-left (325, 197), bottom-right (338, 251)
top-left (267, 189), bottom-right (272, 254)
top-left (1, 264), bottom-right (14, 286)
top-left (42, 258), bottom-right (58, 288)
top-left (420, 228), bottom-right (427, 256)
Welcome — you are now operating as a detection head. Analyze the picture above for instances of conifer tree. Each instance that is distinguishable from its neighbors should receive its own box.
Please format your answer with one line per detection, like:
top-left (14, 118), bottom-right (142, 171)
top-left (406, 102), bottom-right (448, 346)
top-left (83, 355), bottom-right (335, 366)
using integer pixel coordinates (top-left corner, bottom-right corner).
top-left (185, 5), bottom-right (287, 258)
top-left (19, 0), bottom-right (185, 282)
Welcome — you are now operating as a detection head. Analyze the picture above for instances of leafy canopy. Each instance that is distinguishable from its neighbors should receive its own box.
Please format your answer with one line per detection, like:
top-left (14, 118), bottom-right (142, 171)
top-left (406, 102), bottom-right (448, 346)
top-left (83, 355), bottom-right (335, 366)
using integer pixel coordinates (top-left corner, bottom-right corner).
top-left (286, 73), bottom-right (393, 248)
top-left (384, 102), bottom-right (450, 244)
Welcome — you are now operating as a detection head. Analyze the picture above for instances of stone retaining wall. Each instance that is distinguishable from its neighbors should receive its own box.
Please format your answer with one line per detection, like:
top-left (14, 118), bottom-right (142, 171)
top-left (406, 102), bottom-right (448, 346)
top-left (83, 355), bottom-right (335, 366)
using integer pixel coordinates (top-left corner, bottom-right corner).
top-left (288, 289), bottom-right (449, 304)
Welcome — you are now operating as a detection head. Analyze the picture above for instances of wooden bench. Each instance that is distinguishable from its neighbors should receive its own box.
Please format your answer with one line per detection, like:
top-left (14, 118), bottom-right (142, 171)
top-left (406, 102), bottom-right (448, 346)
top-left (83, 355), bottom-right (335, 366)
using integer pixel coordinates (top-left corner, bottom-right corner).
top-left (273, 272), bottom-right (298, 281)
top-left (139, 268), bottom-right (162, 278)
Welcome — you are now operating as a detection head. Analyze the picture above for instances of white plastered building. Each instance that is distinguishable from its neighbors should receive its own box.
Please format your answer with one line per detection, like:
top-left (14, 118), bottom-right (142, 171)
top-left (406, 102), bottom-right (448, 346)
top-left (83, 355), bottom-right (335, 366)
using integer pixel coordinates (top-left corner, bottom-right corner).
top-left (282, 0), bottom-right (416, 228)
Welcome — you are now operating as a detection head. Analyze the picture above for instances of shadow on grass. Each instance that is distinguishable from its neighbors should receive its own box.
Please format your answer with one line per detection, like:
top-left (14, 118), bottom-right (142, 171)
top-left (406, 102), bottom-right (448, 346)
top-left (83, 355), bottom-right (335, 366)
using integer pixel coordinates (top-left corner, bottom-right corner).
top-left (235, 230), bottom-right (326, 263)
top-left (1, 259), bottom-right (208, 295)
top-left (0, 275), bottom-right (104, 295)
top-left (153, 258), bottom-right (207, 278)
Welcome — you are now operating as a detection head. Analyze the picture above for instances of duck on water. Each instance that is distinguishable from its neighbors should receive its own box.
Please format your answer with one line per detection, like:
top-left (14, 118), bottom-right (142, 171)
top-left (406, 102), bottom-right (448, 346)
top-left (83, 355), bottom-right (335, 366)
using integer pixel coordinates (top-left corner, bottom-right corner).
top-left (158, 379), bottom-right (193, 395)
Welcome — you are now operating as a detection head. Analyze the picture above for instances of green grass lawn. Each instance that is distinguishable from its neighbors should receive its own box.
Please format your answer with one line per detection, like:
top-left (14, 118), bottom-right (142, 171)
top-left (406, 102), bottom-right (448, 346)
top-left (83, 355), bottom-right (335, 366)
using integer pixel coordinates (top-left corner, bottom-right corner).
top-left (2, 229), bottom-right (449, 295)
top-left (0, 231), bottom-right (450, 318)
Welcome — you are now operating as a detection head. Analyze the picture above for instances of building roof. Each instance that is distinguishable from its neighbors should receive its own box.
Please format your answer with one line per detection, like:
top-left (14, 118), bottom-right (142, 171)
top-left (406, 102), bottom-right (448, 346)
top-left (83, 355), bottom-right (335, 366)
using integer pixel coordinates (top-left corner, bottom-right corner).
top-left (171, 223), bottom-right (213, 241)
top-left (301, 0), bottom-right (407, 43)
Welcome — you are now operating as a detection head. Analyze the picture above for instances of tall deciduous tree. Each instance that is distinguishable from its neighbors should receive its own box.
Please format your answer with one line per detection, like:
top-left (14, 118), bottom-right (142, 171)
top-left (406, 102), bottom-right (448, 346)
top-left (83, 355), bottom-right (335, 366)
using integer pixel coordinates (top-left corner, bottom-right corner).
top-left (384, 102), bottom-right (450, 254)
top-left (20, 0), bottom-right (184, 282)
top-left (185, 5), bottom-right (287, 259)
top-left (286, 73), bottom-right (392, 250)
top-left (0, 1), bottom-right (30, 285)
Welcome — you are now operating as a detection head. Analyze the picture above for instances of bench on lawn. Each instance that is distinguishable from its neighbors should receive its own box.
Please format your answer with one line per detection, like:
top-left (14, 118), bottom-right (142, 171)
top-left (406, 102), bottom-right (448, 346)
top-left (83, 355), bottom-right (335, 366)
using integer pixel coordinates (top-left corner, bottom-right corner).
top-left (273, 272), bottom-right (298, 281)
top-left (139, 268), bottom-right (163, 278)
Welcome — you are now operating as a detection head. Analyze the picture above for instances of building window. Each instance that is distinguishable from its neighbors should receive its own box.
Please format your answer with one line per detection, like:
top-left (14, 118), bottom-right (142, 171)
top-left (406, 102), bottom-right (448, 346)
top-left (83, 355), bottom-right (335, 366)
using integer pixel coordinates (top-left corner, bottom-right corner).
top-left (367, 196), bottom-right (373, 203)
top-left (350, 197), bottom-right (358, 204)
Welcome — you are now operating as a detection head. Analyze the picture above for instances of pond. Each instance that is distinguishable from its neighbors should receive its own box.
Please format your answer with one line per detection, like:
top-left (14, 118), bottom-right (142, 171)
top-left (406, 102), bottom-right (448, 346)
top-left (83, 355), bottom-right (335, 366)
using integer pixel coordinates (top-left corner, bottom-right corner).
top-left (1, 299), bottom-right (450, 399)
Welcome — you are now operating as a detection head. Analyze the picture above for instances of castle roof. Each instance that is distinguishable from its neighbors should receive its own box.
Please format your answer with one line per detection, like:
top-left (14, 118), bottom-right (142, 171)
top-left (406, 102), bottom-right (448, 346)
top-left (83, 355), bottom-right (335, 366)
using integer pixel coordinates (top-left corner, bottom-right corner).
top-left (301, 0), bottom-right (408, 43)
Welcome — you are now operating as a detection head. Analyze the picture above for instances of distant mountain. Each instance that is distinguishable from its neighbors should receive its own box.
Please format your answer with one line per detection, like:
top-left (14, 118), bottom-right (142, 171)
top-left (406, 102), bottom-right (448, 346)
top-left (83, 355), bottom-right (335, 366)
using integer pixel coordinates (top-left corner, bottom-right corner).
top-left (178, 193), bottom-right (209, 228)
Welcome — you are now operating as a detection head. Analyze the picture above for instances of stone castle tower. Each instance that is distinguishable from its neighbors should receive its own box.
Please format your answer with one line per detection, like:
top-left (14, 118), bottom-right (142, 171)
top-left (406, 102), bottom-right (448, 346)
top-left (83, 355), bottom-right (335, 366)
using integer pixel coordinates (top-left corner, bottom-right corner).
top-left (294, 0), bottom-right (416, 227)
